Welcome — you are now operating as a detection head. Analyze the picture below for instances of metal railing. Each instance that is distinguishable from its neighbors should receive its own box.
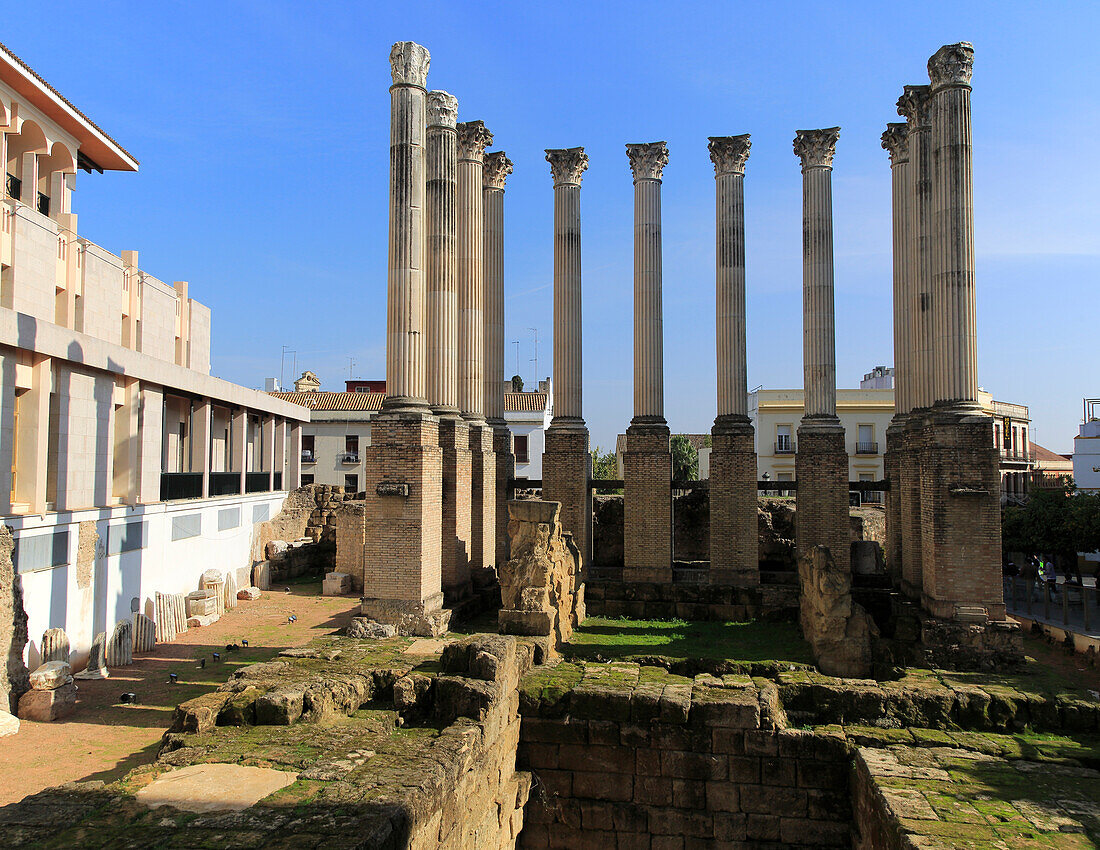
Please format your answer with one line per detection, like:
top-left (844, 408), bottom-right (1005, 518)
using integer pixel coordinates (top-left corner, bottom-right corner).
top-left (1004, 575), bottom-right (1099, 635)
top-left (340, 452), bottom-right (360, 464)
top-left (36, 192), bottom-right (49, 217)
top-left (302, 450), bottom-right (316, 463)
top-left (774, 441), bottom-right (795, 455)
top-left (999, 449), bottom-right (1035, 463)
top-left (855, 441), bottom-right (879, 455)
top-left (160, 472), bottom-right (203, 501)
top-left (209, 472), bottom-right (241, 496)
top-left (6, 173), bottom-right (20, 201)
top-left (245, 472), bottom-right (271, 494)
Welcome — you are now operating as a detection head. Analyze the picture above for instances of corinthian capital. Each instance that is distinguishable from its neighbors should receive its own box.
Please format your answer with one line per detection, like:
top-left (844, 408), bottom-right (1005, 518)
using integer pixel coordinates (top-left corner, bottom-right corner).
top-left (483, 151), bottom-right (513, 190)
top-left (880, 123), bottom-right (909, 164)
top-left (928, 42), bottom-right (974, 90)
top-left (545, 147), bottom-right (589, 185)
top-left (389, 42), bottom-right (430, 88)
top-left (708, 135), bottom-right (751, 176)
top-left (626, 141), bottom-right (668, 181)
top-left (427, 90), bottom-right (458, 128)
top-left (457, 121), bottom-right (494, 161)
top-left (792, 127), bottom-right (840, 170)
top-left (896, 85), bottom-right (932, 129)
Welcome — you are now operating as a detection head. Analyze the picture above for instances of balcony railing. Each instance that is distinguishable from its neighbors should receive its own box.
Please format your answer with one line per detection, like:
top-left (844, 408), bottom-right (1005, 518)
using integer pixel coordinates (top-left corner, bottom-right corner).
top-left (160, 472), bottom-right (203, 502)
top-left (340, 452), bottom-right (360, 464)
top-left (245, 472), bottom-right (271, 494)
top-left (774, 441), bottom-right (795, 455)
top-left (37, 192), bottom-right (50, 217)
top-left (999, 449), bottom-right (1035, 463)
top-left (210, 472), bottom-right (241, 497)
top-left (274, 472), bottom-right (283, 491)
top-left (302, 450), bottom-right (316, 464)
top-left (6, 173), bottom-right (21, 201)
top-left (855, 441), bottom-right (879, 455)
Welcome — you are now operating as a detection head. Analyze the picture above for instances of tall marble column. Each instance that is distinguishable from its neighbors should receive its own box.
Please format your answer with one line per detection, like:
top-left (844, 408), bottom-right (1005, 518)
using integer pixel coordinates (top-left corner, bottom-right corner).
top-left (483, 150), bottom-right (514, 570)
top-left (881, 122), bottom-right (911, 590)
top-left (623, 142), bottom-right (672, 583)
top-left (361, 42), bottom-right (448, 636)
top-left (542, 147), bottom-right (592, 567)
top-left (707, 135), bottom-right (758, 586)
top-left (918, 43), bottom-right (1004, 623)
top-left (426, 90), bottom-right (471, 597)
top-left (792, 128), bottom-right (849, 573)
top-left (457, 120), bottom-right (498, 580)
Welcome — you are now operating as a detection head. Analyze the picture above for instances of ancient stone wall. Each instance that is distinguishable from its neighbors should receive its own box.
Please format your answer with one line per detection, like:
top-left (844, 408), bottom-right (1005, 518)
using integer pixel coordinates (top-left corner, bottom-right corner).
top-left (1, 525), bottom-right (29, 713)
top-left (798, 546), bottom-right (878, 677)
top-left (592, 495), bottom-right (624, 567)
top-left (332, 499), bottom-right (367, 593)
top-left (585, 580), bottom-right (798, 622)
top-left (673, 487), bottom-right (709, 562)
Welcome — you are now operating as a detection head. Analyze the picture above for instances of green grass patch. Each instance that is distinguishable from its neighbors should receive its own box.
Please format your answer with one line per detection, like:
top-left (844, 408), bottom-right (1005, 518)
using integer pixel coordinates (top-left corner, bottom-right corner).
top-left (561, 616), bottom-right (813, 665)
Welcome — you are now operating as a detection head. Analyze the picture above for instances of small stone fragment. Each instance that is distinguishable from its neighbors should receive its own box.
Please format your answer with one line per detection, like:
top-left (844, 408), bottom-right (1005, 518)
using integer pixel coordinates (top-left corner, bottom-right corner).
top-left (40, 628), bottom-right (70, 664)
top-left (106, 619), bottom-right (133, 667)
top-left (0, 710), bottom-right (19, 737)
top-left (29, 661), bottom-right (72, 691)
top-left (74, 632), bottom-right (109, 680)
top-left (237, 586), bottom-right (262, 601)
top-left (132, 613), bottom-right (156, 653)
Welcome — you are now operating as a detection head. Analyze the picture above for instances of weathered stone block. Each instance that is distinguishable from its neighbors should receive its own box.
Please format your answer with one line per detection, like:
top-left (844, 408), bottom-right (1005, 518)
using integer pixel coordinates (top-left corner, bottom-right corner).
top-left (17, 681), bottom-right (77, 722)
top-left (322, 571), bottom-right (352, 596)
top-left (29, 661), bottom-right (71, 691)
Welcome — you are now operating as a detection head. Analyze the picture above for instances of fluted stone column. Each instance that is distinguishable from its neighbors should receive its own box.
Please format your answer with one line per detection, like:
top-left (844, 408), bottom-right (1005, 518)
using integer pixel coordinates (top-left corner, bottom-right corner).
top-left (457, 120), bottom-right (498, 580)
top-left (896, 84), bottom-right (933, 600)
top-left (483, 151), bottom-right (514, 571)
top-left (542, 148), bottom-right (592, 568)
top-left (917, 43), bottom-right (1004, 623)
top-left (881, 123), bottom-right (911, 590)
top-left (792, 128), bottom-right (849, 573)
top-left (707, 135), bottom-right (758, 587)
top-left (623, 142), bottom-right (672, 583)
top-left (361, 42), bottom-right (448, 636)
top-left (426, 90), bottom-right (472, 597)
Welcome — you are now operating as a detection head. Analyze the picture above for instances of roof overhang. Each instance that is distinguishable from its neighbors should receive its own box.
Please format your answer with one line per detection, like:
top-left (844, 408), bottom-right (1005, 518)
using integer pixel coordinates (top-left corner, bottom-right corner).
top-left (0, 41), bottom-right (138, 172)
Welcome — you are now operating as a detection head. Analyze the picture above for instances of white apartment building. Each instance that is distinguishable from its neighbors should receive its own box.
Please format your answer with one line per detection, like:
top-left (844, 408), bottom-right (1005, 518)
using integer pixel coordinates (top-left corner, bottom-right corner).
top-left (270, 377), bottom-right (554, 487)
top-left (1073, 398), bottom-right (1100, 495)
top-left (0, 43), bottom-right (308, 670)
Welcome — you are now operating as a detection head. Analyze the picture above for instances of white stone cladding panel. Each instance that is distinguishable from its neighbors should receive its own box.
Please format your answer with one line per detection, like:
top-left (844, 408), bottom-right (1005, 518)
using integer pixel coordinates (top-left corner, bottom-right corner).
top-left (187, 301), bottom-right (211, 375)
top-left (139, 277), bottom-right (176, 364)
top-left (0, 349), bottom-right (16, 512)
top-left (138, 384), bottom-right (163, 504)
top-left (80, 243), bottom-right (123, 346)
top-left (53, 365), bottom-right (115, 511)
top-left (11, 210), bottom-right (58, 323)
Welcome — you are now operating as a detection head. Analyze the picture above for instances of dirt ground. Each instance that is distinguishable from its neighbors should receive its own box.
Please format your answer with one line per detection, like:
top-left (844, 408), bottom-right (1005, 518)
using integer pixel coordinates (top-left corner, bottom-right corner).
top-left (0, 579), bottom-right (357, 806)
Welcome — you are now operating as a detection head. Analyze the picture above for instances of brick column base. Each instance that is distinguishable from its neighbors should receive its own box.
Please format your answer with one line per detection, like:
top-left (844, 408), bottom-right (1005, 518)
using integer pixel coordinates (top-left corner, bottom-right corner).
top-left (492, 425), bottom-right (514, 570)
top-left (708, 416), bottom-right (759, 586)
top-left (360, 413), bottom-right (449, 636)
top-left (623, 421), bottom-right (672, 584)
top-left (795, 420), bottom-right (850, 574)
top-left (542, 426), bottom-right (592, 569)
top-left (469, 422), bottom-right (497, 585)
top-left (899, 416), bottom-right (925, 600)
top-left (917, 408), bottom-right (1006, 622)
top-left (438, 418), bottom-right (472, 602)
top-left (883, 418), bottom-right (905, 589)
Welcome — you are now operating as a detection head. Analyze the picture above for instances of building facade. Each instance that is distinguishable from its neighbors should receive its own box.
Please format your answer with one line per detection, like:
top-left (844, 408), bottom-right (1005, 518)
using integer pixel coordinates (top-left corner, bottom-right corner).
top-left (0, 43), bottom-right (308, 670)
top-left (1073, 399), bottom-right (1100, 494)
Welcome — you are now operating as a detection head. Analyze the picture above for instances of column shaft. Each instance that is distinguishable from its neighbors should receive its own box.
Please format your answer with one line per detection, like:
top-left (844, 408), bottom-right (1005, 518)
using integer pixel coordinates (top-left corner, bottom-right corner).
top-left (633, 177), bottom-right (665, 421)
top-left (482, 150), bottom-right (512, 426)
top-left (882, 124), bottom-right (911, 415)
top-left (426, 91), bottom-right (459, 415)
top-left (456, 121), bottom-right (493, 422)
top-left (799, 161), bottom-right (837, 419)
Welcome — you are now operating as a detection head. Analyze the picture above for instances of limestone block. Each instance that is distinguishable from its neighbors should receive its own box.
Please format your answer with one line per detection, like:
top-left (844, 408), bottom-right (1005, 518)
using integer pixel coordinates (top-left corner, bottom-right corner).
top-left (201, 576), bottom-right (226, 617)
top-left (0, 710), bottom-right (18, 737)
top-left (201, 569), bottom-right (223, 585)
top-left (347, 618), bottom-right (397, 639)
top-left (74, 632), bottom-right (109, 680)
top-left (155, 592), bottom-right (188, 643)
top-left (41, 628), bottom-right (70, 664)
top-left (106, 620), bottom-right (134, 667)
top-left (186, 591), bottom-right (218, 618)
top-left (224, 571), bottom-right (239, 610)
top-left (252, 561), bottom-right (272, 591)
top-left (798, 546), bottom-right (878, 677)
top-left (186, 613), bottom-right (219, 628)
top-left (29, 661), bottom-right (72, 690)
top-left (18, 681), bottom-right (77, 722)
top-left (238, 587), bottom-right (262, 601)
top-left (266, 540), bottom-right (289, 561)
top-left (323, 572), bottom-right (352, 597)
top-left (132, 613), bottom-right (156, 653)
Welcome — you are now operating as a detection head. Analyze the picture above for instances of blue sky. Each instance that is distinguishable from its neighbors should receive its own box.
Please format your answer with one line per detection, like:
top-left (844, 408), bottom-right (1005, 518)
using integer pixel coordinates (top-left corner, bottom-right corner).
top-left (6, 1), bottom-right (1098, 453)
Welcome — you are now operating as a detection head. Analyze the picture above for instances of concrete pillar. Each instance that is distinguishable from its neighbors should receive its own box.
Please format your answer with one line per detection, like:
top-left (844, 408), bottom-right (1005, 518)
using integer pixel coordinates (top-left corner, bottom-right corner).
top-left (707, 135), bottom-right (758, 586)
top-left (360, 43), bottom-right (447, 635)
top-left (484, 150), bottom-right (514, 571)
top-left (881, 123), bottom-right (910, 588)
top-left (897, 85), bottom-right (934, 411)
top-left (792, 128), bottom-right (849, 573)
top-left (137, 385), bottom-right (163, 504)
top-left (929, 42), bottom-right (979, 410)
top-left (426, 91), bottom-right (472, 597)
top-left (274, 419), bottom-right (286, 489)
top-left (457, 120), bottom-right (497, 581)
top-left (231, 407), bottom-right (246, 496)
top-left (623, 142), bottom-right (672, 583)
top-left (543, 147), bottom-right (592, 567)
top-left (191, 398), bottom-right (211, 498)
top-left (287, 422), bottom-right (301, 491)
top-left (262, 415), bottom-right (275, 491)
top-left (382, 41), bottom-right (431, 413)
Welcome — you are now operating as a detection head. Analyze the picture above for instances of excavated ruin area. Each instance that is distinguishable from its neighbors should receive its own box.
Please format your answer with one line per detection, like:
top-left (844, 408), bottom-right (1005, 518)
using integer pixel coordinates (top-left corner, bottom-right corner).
top-left (2, 632), bottom-right (1099, 849)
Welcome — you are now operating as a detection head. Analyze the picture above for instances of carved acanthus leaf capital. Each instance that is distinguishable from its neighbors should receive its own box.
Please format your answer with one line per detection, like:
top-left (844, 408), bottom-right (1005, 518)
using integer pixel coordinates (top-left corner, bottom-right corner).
top-left (708, 135), bottom-right (751, 176)
top-left (456, 121), bottom-right (494, 161)
top-left (896, 85), bottom-right (932, 128)
top-left (545, 147), bottom-right (589, 185)
top-left (626, 141), bottom-right (668, 181)
top-left (426, 91), bottom-right (458, 128)
top-left (483, 151), bottom-right (513, 190)
top-left (880, 123), bottom-right (909, 164)
top-left (928, 42), bottom-right (974, 90)
top-left (389, 42), bottom-right (430, 88)
top-left (792, 127), bottom-right (840, 170)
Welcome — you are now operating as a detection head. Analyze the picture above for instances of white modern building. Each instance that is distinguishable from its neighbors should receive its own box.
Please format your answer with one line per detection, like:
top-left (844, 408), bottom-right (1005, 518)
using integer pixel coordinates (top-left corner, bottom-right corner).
top-left (1073, 398), bottom-right (1100, 494)
top-left (0, 42), bottom-right (308, 671)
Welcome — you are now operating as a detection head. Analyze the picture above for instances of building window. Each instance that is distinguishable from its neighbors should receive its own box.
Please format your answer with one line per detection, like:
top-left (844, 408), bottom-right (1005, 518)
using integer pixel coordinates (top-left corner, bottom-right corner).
top-left (344, 473), bottom-right (358, 492)
top-left (514, 434), bottom-right (529, 463)
top-left (37, 192), bottom-right (50, 217)
top-left (775, 425), bottom-right (793, 454)
top-left (301, 473), bottom-right (314, 485)
top-left (344, 434), bottom-right (359, 462)
top-left (994, 423), bottom-right (1000, 448)
top-left (302, 434), bottom-right (315, 463)
top-left (856, 424), bottom-right (877, 455)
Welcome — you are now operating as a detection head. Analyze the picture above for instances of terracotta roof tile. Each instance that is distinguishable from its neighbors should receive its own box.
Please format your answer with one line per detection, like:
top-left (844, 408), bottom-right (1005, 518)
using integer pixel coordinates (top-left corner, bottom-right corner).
top-left (504, 392), bottom-right (548, 413)
top-left (268, 391), bottom-right (384, 412)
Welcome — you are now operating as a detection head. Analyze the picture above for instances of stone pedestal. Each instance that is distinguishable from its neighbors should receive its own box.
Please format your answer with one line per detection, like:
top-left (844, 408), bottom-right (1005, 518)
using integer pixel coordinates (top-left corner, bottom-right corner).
top-left (623, 423), bottom-right (672, 583)
top-left (883, 418), bottom-right (904, 588)
top-left (794, 421), bottom-right (850, 573)
top-left (361, 414), bottom-right (448, 636)
top-left (708, 418), bottom-right (758, 586)
top-left (915, 409), bottom-right (1005, 622)
top-left (541, 427), bottom-right (592, 569)
top-left (439, 418), bottom-right (472, 600)
top-left (468, 422), bottom-right (497, 584)
top-left (492, 425), bottom-right (514, 570)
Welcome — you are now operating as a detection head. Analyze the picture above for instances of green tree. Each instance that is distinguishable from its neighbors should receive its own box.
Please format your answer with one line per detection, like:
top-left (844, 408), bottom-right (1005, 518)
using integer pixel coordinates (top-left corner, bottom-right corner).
top-left (1002, 480), bottom-right (1100, 569)
top-left (510, 375), bottom-right (524, 392)
top-left (671, 434), bottom-right (698, 482)
top-left (590, 447), bottom-right (617, 480)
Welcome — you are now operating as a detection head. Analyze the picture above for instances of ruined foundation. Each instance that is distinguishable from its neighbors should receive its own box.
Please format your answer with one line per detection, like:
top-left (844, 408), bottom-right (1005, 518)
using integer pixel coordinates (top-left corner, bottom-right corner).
top-left (541, 428), bottom-right (592, 569)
